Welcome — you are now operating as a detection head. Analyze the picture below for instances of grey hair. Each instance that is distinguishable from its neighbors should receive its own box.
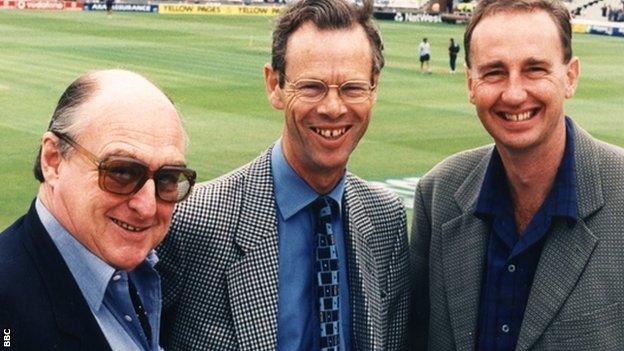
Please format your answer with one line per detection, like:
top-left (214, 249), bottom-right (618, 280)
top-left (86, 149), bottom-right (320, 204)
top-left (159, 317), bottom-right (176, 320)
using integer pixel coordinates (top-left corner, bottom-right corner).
top-left (33, 74), bottom-right (98, 182)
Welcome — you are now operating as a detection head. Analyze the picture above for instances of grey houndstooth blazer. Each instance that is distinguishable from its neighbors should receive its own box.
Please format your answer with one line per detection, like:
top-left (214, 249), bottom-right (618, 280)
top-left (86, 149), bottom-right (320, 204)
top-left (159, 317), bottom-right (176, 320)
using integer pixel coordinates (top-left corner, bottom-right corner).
top-left (157, 146), bottom-right (410, 350)
top-left (410, 120), bottom-right (624, 351)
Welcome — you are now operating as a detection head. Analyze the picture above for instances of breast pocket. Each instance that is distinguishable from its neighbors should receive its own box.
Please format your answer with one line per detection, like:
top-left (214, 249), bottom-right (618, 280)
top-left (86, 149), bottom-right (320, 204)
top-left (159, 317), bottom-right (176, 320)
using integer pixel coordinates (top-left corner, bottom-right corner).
top-left (541, 302), bottom-right (623, 351)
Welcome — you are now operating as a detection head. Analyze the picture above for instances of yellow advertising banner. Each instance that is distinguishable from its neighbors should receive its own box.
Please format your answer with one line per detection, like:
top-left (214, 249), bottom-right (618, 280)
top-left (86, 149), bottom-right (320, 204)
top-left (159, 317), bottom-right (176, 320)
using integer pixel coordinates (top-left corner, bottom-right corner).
top-left (571, 22), bottom-right (588, 33)
top-left (159, 4), bottom-right (282, 16)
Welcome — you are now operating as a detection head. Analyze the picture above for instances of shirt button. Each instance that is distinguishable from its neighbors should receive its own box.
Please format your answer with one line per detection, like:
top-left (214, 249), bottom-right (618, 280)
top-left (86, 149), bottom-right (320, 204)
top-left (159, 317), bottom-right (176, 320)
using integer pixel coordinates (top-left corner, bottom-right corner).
top-left (507, 264), bottom-right (516, 273)
top-left (124, 315), bottom-right (133, 322)
top-left (501, 324), bottom-right (510, 333)
top-left (112, 274), bottom-right (121, 282)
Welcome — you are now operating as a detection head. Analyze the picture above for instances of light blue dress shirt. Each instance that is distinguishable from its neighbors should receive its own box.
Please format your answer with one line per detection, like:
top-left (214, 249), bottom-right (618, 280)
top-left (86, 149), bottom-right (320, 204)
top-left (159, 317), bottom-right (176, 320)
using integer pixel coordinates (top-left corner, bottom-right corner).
top-left (272, 140), bottom-right (352, 351)
top-left (36, 198), bottom-right (163, 351)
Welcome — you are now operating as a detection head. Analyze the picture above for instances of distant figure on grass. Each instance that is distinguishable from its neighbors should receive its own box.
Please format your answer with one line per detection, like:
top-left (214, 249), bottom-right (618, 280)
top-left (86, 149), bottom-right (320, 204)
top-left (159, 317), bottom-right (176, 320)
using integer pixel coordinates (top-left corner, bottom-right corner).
top-left (418, 37), bottom-right (431, 73)
top-left (106, 0), bottom-right (114, 17)
top-left (448, 38), bottom-right (460, 74)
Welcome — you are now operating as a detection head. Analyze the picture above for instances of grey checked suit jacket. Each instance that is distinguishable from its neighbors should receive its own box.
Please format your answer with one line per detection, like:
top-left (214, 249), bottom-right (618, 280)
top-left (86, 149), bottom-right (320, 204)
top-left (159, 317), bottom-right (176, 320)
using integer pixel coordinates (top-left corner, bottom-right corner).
top-left (410, 121), bottom-right (624, 351)
top-left (157, 147), bottom-right (410, 350)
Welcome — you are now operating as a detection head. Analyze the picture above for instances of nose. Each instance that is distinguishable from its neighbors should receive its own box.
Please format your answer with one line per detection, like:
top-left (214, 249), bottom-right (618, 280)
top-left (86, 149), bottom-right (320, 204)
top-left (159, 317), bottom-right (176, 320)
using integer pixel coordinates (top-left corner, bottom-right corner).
top-left (128, 179), bottom-right (158, 219)
top-left (500, 73), bottom-right (528, 106)
top-left (317, 87), bottom-right (348, 119)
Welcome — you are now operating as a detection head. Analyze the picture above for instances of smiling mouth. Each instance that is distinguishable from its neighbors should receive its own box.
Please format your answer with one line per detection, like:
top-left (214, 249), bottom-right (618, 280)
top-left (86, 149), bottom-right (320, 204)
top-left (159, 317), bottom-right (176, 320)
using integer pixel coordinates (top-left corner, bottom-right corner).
top-left (498, 109), bottom-right (539, 122)
top-left (312, 127), bottom-right (349, 139)
top-left (111, 218), bottom-right (147, 232)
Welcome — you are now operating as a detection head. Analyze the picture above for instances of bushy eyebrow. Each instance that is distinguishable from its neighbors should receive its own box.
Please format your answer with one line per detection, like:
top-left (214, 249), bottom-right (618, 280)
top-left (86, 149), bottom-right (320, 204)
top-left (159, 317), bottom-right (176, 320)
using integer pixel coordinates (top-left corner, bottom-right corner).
top-left (100, 149), bottom-right (138, 160)
top-left (525, 57), bottom-right (552, 68)
top-left (476, 60), bottom-right (505, 74)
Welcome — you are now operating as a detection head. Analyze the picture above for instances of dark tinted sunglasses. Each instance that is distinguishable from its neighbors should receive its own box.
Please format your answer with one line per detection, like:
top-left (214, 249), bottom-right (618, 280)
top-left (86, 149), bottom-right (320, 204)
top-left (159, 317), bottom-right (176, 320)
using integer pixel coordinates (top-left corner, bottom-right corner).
top-left (53, 131), bottom-right (196, 203)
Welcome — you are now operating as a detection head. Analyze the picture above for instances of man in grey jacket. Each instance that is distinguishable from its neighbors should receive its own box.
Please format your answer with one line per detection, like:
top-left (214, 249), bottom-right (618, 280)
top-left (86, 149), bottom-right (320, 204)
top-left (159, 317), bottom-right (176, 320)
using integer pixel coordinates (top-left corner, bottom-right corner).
top-left (410, 0), bottom-right (624, 350)
top-left (157, 0), bottom-right (409, 350)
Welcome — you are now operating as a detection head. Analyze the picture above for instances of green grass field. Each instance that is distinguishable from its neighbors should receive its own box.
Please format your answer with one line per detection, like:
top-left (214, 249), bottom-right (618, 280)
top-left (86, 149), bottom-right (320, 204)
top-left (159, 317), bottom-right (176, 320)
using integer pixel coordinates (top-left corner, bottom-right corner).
top-left (1, 10), bottom-right (623, 229)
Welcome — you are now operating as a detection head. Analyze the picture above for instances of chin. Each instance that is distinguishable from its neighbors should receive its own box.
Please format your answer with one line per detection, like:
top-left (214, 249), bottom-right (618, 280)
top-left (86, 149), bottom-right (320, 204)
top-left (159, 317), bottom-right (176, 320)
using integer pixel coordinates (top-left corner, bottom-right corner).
top-left (315, 158), bottom-right (348, 174)
top-left (116, 259), bottom-right (144, 271)
top-left (112, 250), bottom-right (150, 271)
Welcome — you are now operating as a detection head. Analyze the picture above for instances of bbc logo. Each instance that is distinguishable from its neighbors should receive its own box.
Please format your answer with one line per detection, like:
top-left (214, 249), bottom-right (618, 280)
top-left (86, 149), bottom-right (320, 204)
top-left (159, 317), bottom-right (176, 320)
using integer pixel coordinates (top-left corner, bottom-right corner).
top-left (3, 329), bottom-right (9, 348)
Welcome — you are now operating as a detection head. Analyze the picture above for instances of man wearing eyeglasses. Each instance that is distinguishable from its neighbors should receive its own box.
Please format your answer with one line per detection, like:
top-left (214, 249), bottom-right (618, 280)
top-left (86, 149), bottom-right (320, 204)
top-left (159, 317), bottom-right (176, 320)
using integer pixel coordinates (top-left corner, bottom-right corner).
top-left (156, 0), bottom-right (409, 350)
top-left (0, 69), bottom-right (195, 350)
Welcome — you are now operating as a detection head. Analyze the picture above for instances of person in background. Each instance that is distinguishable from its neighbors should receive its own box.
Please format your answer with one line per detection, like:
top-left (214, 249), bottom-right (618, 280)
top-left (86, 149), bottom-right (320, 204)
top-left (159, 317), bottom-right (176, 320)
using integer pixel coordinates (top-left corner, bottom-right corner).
top-left (448, 37), bottom-right (460, 74)
top-left (0, 69), bottom-right (195, 351)
top-left (106, 0), bottom-right (114, 17)
top-left (418, 37), bottom-right (431, 73)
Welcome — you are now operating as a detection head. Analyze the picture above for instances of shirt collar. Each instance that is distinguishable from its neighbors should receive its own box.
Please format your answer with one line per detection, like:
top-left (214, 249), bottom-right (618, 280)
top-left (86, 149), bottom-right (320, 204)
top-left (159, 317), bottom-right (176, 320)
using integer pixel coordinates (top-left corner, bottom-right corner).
top-left (271, 139), bottom-right (345, 220)
top-left (36, 198), bottom-right (159, 312)
top-left (474, 149), bottom-right (509, 218)
top-left (475, 116), bottom-right (578, 222)
top-left (550, 117), bottom-right (578, 221)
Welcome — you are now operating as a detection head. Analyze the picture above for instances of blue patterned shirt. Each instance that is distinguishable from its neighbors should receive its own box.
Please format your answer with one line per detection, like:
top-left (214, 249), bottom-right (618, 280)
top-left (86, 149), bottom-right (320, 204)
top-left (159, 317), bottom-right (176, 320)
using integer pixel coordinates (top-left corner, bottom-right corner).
top-left (37, 199), bottom-right (163, 351)
top-left (272, 140), bottom-right (352, 351)
top-left (475, 118), bottom-right (578, 351)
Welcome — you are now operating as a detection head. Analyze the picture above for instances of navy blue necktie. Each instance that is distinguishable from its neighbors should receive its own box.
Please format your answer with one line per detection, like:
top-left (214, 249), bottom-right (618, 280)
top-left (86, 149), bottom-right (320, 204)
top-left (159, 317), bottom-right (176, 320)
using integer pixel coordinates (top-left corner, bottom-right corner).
top-left (128, 278), bottom-right (152, 344)
top-left (313, 197), bottom-right (340, 351)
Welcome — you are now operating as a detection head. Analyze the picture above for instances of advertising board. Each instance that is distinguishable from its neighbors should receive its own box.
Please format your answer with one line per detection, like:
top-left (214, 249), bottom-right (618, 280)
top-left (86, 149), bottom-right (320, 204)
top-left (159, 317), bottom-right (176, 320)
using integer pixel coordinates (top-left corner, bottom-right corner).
top-left (1, 0), bottom-right (83, 10)
top-left (83, 2), bottom-right (157, 12)
top-left (158, 4), bottom-right (281, 16)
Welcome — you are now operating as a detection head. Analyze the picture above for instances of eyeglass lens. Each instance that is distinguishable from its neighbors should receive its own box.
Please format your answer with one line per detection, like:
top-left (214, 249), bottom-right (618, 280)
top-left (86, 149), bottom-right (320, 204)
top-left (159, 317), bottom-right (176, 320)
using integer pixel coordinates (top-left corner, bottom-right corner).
top-left (292, 79), bottom-right (372, 103)
top-left (100, 159), bottom-right (195, 203)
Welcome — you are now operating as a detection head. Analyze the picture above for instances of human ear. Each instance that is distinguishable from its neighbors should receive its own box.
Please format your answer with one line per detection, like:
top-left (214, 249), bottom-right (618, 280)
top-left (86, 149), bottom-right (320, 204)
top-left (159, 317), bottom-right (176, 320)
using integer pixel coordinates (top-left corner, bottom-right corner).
top-left (564, 56), bottom-right (580, 99)
top-left (40, 131), bottom-right (64, 187)
top-left (264, 63), bottom-right (284, 110)
top-left (465, 64), bottom-right (476, 104)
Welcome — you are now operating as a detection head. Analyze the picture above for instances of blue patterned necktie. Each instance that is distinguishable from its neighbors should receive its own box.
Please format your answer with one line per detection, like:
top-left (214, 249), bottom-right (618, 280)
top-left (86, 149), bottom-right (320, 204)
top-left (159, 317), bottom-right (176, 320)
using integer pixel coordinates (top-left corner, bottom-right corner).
top-left (313, 196), bottom-right (340, 351)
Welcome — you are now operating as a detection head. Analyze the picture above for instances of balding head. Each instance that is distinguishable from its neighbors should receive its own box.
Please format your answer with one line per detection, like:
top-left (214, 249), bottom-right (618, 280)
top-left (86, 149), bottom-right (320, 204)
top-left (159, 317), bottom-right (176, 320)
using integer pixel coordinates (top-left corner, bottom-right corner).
top-left (36, 69), bottom-right (190, 271)
top-left (34, 69), bottom-right (186, 182)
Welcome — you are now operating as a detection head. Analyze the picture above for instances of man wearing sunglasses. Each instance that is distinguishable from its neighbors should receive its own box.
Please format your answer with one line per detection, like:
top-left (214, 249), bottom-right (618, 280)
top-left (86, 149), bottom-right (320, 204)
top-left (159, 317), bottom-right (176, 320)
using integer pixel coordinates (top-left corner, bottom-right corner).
top-left (0, 69), bottom-right (195, 350)
top-left (156, 0), bottom-right (409, 350)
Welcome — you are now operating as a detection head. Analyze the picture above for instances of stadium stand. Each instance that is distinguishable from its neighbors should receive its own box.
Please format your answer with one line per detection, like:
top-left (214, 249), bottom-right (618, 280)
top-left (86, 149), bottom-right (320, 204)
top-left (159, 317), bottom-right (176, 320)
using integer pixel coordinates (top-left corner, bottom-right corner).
top-left (606, 0), bottom-right (624, 21)
top-left (567, 0), bottom-right (624, 21)
top-left (382, 0), bottom-right (427, 10)
top-left (150, 0), bottom-right (426, 9)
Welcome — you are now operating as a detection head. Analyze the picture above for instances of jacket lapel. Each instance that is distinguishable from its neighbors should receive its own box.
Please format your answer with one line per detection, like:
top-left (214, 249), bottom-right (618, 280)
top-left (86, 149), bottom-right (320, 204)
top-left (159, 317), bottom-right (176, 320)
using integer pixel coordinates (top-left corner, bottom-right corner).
top-left (516, 122), bottom-right (603, 351)
top-left (442, 149), bottom-right (492, 351)
top-left (226, 149), bottom-right (280, 350)
top-left (515, 220), bottom-right (597, 350)
top-left (442, 214), bottom-right (488, 351)
top-left (343, 177), bottom-right (383, 350)
top-left (22, 201), bottom-right (111, 351)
